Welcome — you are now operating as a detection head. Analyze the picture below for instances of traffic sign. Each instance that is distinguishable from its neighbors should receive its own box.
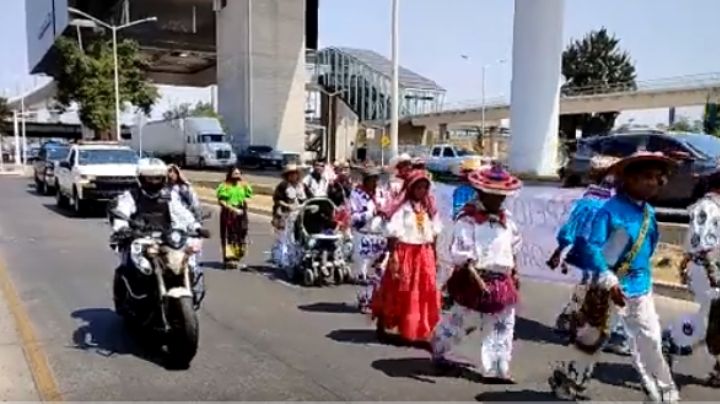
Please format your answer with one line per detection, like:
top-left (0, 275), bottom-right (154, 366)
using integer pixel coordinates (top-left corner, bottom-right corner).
top-left (366, 128), bottom-right (376, 140)
top-left (381, 135), bottom-right (390, 148)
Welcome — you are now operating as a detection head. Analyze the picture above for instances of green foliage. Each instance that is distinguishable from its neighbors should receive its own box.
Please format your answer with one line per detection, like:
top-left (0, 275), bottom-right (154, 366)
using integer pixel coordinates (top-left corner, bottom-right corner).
top-left (52, 37), bottom-right (159, 139)
top-left (162, 101), bottom-right (226, 131)
top-left (559, 28), bottom-right (637, 138)
top-left (704, 103), bottom-right (719, 134)
top-left (0, 97), bottom-right (11, 123)
top-left (668, 116), bottom-right (703, 133)
top-left (163, 101), bottom-right (219, 120)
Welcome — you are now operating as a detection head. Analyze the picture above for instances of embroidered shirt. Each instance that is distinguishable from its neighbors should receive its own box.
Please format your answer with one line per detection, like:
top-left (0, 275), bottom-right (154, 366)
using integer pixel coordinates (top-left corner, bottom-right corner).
top-left (556, 184), bottom-right (613, 267)
top-left (449, 205), bottom-right (521, 273)
top-left (385, 201), bottom-right (442, 244)
top-left (586, 193), bottom-right (659, 298)
top-left (349, 187), bottom-right (386, 234)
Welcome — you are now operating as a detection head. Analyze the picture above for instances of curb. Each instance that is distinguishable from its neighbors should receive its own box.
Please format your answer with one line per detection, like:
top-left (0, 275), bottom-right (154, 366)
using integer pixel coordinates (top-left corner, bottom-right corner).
top-left (653, 281), bottom-right (693, 301)
top-left (197, 195), bottom-right (692, 302)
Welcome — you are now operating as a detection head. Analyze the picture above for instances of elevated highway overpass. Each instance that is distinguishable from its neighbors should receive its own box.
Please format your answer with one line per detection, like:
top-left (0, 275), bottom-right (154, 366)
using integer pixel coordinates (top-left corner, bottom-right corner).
top-left (406, 72), bottom-right (720, 129)
top-left (24, 0), bottom-right (318, 154)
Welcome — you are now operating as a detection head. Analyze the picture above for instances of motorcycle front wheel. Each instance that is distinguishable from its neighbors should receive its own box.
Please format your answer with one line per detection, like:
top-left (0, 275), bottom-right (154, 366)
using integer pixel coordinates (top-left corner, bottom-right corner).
top-left (164, 296), bottom-right (199, 369)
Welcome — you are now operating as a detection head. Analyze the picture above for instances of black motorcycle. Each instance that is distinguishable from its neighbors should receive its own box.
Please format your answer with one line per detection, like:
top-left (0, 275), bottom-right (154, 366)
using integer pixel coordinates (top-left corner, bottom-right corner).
top-left (110, 218), bottom-right (209, 368)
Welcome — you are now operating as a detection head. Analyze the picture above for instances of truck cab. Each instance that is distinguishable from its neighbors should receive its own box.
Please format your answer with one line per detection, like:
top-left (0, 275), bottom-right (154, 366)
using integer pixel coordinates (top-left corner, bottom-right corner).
top-left (426, 144), bottom-right (479, 175)
top-left (55, 142), bottom-right (139, 215)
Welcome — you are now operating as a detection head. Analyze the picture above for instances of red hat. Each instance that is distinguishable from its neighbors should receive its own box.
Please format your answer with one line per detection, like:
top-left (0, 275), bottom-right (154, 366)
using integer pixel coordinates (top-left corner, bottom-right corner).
top-left (467, 165), bottom-right (522, 196)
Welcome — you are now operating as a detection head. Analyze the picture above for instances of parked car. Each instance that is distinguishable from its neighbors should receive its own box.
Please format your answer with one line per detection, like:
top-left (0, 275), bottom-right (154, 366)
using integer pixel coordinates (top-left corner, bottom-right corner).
top-left (33, 141), bottom-right (70, 195)
top-left (560, 131), bottom-right (720, 207)
top-left (237, 145), bottom-right (297, 169)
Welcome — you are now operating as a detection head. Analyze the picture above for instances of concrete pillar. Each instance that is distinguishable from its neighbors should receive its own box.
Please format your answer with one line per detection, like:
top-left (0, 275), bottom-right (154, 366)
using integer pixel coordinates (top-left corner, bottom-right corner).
top-left (438, 123), bottom-right (448, 142)
top-left (216, 0), bottom-right (306, 154)
top-left (508, 0), bottom-right (565, 176)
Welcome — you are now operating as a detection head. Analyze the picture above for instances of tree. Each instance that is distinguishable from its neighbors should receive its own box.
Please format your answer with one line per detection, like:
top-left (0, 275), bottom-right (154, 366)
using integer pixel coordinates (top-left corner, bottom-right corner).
top-left (668, 116), bottom-right (694, 132)
top-left (704, 103), bottom-right (719, 134)
top-left (52, 37), bottom-right (159, 140)
top-left (0, 97), bottom-right (11, 123)
top-left (163, 101), bottom-right (219, 120)
top-left (162, 101), bottom-right (225, 131)
top-left (560, 28), bottom-right (637, 138)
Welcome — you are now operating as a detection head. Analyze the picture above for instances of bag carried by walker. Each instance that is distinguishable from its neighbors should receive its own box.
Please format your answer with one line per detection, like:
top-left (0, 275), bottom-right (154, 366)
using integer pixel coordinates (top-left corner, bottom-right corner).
top-left (570, 205), bottom-right (651, 353)
top-left (446, 263), bottom-right (519, 315)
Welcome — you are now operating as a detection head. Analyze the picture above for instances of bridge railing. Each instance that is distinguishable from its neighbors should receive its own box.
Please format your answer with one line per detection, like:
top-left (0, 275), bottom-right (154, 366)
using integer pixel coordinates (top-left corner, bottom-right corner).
top-left (425, 72), bottom-right (720, 117)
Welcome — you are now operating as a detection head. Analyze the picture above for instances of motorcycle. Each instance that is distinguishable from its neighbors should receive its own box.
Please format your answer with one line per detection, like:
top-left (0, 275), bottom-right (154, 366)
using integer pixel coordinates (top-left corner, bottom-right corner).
top-left (110, 215), bottom-right (209, 368)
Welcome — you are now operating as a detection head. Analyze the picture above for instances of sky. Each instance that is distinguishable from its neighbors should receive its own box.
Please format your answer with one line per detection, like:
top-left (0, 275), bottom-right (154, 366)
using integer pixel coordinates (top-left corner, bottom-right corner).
top-left (1, 0), bottom-right (718, 126)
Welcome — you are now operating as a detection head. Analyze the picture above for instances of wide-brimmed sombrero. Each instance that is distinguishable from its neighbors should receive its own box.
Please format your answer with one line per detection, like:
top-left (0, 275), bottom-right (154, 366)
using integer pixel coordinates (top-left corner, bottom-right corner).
top-left (334, 160), bottom-right (350, 169)
top-left (467, 165), bottom-right (522, 196)
top-left (389, 153), bottom-right (412, 169)
top-left (282, 163), bottom-right (300, 175)
top-left (362, 166), bottom-right (383, 179)
top-left (589, 155), bottom-right (621, 178)
top-left (608, 151), bottom-right (679, 176)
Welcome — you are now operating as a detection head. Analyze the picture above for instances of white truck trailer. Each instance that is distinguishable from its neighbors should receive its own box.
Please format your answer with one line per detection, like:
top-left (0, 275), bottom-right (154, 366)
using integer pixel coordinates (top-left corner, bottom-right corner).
top-left (129, 117), bottom-right (237, 169)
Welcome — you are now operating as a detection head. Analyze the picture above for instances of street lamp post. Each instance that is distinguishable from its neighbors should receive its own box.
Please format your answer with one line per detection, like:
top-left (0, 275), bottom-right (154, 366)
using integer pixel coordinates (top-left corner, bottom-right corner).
top-left (68, 7), bottom-right (157, 141)
top-left (389, 0), bottom-right (400, 160)
top-left (461, 56), bottom-right (506, 138)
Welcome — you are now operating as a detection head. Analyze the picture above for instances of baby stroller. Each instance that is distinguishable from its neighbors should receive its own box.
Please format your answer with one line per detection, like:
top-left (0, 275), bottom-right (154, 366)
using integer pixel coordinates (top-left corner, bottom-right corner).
top-left (291, 197), bottom-right (352, 286)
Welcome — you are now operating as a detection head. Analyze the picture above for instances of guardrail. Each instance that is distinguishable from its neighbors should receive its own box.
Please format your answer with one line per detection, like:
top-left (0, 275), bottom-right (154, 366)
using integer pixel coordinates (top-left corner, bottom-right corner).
top-left (425, 72), bottom-right (720, 117)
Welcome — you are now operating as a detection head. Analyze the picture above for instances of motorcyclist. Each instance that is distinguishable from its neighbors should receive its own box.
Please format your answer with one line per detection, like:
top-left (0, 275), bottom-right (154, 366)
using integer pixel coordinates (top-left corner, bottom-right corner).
top-left (110, 158), bottom-right (209, 309)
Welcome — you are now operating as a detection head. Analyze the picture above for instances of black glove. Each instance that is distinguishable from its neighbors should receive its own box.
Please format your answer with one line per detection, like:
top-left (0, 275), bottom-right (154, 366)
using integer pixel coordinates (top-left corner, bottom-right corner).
top-left (196, 228), bottom-right (211, 239)
top-left (111, 227), bottom-right (134, 244)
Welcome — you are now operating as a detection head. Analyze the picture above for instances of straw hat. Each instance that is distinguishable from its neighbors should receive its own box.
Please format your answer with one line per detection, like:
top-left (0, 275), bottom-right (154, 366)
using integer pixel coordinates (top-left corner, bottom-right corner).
top-left (362, 166), bottom-right (383, 179)
top-left (589, 155), bottom-right (621, 179)
top-left (389, 153), bottom-right (412, 169)
top-left (334, 160), bottom-right (350, 169)
top-left (607, 151), bottom-right (679, 177)
top-left (282, 163), bottom-right (300, 175)
top-left (466, 165), bottom-right (522, 196)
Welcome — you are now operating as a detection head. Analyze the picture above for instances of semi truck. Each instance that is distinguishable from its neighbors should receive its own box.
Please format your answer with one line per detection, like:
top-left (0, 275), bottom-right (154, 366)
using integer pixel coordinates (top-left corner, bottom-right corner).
top-left (129, 117), bottom-right (237, 169)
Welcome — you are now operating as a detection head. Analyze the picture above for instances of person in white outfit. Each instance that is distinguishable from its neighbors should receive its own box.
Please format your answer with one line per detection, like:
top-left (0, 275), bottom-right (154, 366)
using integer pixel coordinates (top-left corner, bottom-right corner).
top-left (303, 160), bottom-right (330, 198)
top-left (664, 170), bottom-right (720, 386)
top-left (349, 167), bottom-right (387, 312)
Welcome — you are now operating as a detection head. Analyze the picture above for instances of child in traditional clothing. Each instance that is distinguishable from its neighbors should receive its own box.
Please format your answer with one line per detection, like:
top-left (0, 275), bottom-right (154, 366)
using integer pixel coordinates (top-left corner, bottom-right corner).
top-left (372, 170), bottom-right (442, 344)
top-left (549, 151), bottom-right (680, 402)
top-left (350, 167), bottom-right (388, 312)
top-left (547, 155), bottom-right (630, 355)
top-left (431, 165), bottom-right (522, 383)
top-left (663, 169), bottom-right (720, 386)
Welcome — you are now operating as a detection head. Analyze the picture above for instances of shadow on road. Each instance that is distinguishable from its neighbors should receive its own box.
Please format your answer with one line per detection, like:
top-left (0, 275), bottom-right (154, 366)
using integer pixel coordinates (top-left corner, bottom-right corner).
top-left (515, 316), bottom-right (567, 346)
top-left (371, 357), bottom-right (483, 384)
top-left (70, 308), bottom-right (165, 368)
top-left (475, 389), bottom-right (566, 401)
top-left (326, 329), bottom-right (379, 344)
top-left (298, 302), bottom-right (357, 314)
top-left (200, 261), bottom-right (227, 271)
top-left (42, 203), bottom-right (107, 219)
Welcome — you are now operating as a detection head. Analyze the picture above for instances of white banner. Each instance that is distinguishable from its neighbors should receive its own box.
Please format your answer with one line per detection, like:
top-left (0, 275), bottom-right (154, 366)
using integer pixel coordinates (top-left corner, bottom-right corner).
top-left (432, 183), bottom-right (583, 285)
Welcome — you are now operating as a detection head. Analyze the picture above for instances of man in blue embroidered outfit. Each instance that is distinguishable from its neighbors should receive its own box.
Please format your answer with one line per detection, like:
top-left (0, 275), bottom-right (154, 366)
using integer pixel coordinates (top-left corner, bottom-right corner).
top-left (549, 151), bottom-right (680, 402)
top-left (663, 168), bottom-right (720, 386)
top-left (547, 155), bottom-right (630, 356)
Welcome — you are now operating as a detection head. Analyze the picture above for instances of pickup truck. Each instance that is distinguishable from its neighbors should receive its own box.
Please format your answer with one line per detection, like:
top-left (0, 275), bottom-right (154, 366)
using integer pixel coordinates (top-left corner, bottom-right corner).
top-left (426, 144), bottom-right (482, 176)
top-left (54, 143), bottom-right (139, 215)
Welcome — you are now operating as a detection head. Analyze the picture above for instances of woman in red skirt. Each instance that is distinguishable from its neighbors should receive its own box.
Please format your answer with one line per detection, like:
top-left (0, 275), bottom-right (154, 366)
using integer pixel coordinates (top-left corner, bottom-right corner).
top-left (372, 170), bottom-right (442, 343)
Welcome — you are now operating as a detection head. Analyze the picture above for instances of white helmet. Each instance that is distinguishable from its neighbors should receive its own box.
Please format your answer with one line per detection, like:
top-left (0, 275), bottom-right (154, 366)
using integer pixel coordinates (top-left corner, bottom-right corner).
top-left (136, 157), bottom-right (168, 178)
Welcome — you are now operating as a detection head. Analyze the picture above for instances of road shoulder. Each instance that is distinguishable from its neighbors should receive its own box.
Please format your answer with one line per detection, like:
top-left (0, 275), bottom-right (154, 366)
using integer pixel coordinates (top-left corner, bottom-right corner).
top-left (0, 270), bottom-right (42, 401)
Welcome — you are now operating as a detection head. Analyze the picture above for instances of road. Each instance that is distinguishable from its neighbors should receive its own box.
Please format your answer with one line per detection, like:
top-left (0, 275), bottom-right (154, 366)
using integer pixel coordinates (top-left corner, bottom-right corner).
top-left (0, 176), bottom-right (713, 401)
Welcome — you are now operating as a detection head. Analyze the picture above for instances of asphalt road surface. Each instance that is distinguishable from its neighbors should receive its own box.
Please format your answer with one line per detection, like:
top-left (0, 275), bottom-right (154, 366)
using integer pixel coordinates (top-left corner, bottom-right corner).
top-left (0, 176), bottom-right (713, 401)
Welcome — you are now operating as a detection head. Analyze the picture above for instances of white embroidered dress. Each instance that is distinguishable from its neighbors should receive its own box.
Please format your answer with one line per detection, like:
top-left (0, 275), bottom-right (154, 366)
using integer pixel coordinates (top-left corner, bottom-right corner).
top-left (431, 207), bottom-right (521, 379)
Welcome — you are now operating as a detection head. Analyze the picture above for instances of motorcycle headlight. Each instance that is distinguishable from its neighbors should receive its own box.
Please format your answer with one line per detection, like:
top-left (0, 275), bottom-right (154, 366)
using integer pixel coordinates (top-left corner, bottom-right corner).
top-left (307, 238), bottom-right (317, 249)
top-left (164, 230), bottom-right (186, 250)
top-left (130, 243), bottom-right (153, 275)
